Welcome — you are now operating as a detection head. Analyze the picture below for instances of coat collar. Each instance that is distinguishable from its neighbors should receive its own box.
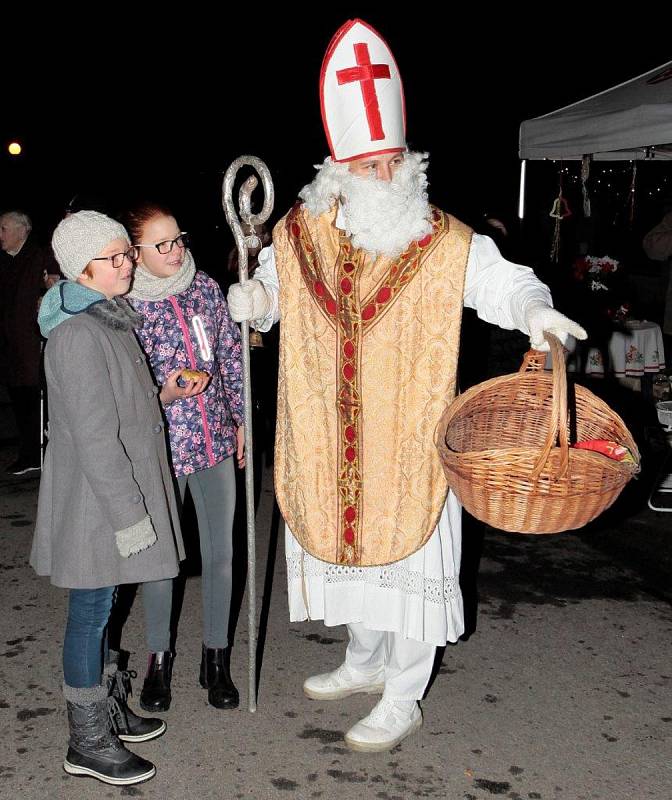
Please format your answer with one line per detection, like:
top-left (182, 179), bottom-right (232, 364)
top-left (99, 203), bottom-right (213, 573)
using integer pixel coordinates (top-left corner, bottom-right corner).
top-left (86, 297), bottom-right (143, 331)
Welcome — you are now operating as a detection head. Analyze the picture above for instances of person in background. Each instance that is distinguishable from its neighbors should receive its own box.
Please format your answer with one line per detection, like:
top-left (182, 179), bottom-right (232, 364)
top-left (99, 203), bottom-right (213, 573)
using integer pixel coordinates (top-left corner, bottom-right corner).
top-left (643, 205), bottom-right (672, 365)
top-left (0, 210), bottom-right (59, 474)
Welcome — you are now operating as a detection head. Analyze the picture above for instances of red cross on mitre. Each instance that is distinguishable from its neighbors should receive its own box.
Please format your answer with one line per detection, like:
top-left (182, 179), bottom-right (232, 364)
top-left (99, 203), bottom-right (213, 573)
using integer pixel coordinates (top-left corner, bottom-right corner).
top-left (336, 43), bottom-right (391, 141)
top-left (320, 19), bottom-right (406, 163)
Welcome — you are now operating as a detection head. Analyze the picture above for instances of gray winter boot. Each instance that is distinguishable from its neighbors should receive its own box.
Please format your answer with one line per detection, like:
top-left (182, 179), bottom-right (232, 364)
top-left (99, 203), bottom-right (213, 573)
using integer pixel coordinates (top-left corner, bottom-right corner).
top-left (63, 683), bottom-right (156, 786)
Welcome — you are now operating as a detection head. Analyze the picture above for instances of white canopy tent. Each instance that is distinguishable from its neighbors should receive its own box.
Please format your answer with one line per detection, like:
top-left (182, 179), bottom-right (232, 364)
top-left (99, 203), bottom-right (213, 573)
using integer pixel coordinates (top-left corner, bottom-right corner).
top-left (518, 61), bottom-right (672, 217)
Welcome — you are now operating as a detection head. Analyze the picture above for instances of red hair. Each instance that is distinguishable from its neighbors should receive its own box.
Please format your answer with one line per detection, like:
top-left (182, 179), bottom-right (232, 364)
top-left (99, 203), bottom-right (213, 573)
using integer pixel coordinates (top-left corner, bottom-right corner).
top-left (124, 202), bottom-right (174, 245)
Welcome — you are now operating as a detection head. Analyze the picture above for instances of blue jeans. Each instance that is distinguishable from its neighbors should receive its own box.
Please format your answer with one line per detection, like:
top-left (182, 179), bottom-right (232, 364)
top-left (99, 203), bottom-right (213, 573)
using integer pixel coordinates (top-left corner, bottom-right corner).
top-left (63, 586), bottom-right (116, 688)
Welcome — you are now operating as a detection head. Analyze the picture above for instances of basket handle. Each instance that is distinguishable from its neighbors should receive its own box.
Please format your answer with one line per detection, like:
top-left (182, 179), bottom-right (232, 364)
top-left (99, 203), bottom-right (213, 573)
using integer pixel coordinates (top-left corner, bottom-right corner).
top-left (528, 332), bottom-right (569, 481)
top-left (518, 348), bottom-right (548, 373)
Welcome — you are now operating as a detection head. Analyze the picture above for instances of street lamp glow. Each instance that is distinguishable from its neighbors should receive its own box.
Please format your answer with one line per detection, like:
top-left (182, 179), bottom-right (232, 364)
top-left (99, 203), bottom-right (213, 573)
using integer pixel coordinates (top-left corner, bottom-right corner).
top-left (8, 142), bottom-right (22, 156)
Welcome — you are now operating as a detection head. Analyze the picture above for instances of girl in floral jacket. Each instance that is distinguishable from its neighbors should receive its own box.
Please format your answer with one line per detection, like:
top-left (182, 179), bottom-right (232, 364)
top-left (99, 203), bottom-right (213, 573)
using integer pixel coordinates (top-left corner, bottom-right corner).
top-left (126, 202), bottom-right (244, 711)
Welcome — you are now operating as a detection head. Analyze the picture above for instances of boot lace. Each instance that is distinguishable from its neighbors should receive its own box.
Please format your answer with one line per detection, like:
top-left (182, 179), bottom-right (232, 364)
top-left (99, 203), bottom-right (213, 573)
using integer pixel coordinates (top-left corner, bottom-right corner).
top-left (107, 695), bottom-right (130, 736)
top-left (112, 668), bottom-right (137, 703)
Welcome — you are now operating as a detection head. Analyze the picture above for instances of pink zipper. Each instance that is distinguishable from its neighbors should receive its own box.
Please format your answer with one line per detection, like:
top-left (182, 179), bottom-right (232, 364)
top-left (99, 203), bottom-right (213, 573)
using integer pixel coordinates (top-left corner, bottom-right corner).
top-left (168, 296), bottom-right (216, 468)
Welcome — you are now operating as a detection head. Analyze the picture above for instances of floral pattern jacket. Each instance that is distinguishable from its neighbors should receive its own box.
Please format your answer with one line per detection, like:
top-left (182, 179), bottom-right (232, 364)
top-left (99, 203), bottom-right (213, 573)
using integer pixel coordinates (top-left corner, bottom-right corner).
top-left (130, 271), bottom-right (243, 476)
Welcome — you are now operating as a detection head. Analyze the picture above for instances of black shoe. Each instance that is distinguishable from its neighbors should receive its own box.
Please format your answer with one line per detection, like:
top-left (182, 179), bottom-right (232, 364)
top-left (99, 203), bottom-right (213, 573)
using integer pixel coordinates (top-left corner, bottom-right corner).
top-left (199, 644), bottom-right (239, 709)
top-left (140, 651), bottom-right (173, 712)
top-left (7, 458), bottom-right (40, 476)
top-left (63, 686), bottom-right (155, 786)
top-left (107, 666), bottom-right (166, 743)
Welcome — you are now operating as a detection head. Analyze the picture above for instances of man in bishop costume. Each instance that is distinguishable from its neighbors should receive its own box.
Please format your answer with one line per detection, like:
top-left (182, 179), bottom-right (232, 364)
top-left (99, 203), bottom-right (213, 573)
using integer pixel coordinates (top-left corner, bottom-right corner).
top-left (228, 18), bottom-right (586, 751)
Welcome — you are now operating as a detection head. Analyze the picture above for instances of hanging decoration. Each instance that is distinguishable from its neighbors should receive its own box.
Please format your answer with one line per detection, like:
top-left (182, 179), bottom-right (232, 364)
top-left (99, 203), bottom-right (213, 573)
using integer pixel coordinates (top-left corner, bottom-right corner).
top-left (581, 155), bottom-right (592, 217)
top-left (627, 161), bottom-right (637, 226)
top-left (549, 168), bottom-right (572, 263)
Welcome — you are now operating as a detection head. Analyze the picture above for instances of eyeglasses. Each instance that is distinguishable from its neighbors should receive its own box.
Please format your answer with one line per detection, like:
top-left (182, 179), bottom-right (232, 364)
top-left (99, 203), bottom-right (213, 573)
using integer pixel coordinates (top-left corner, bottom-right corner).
top-left (136, 233), bottom-right (189, 255)
top-left (91, 246), bottom-right (139, 269)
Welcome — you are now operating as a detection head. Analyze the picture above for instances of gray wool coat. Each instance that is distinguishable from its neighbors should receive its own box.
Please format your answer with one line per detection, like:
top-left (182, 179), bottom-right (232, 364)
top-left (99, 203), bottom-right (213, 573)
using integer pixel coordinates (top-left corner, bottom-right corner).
top-left (30, 298), bottom-right (185, 589)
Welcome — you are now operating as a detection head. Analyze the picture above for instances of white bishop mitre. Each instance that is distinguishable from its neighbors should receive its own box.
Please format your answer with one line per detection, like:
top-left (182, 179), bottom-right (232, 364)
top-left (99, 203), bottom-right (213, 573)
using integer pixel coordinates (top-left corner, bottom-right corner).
top-left (320, 18), bottom-right (406, 163)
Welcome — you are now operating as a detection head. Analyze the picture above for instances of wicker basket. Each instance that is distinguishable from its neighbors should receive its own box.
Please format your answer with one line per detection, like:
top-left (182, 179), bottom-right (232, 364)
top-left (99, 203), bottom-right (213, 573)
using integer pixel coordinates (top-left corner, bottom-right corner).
top-left (435, 333), bottom-right (640, 534)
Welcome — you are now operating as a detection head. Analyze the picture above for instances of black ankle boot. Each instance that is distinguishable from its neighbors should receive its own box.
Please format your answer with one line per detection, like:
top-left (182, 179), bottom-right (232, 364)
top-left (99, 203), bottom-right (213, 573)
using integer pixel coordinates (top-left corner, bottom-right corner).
top-left (63, 684), bottom-right (155, 786)
top-left (199, 644), bottom-right (239, 709)
top-left (104, 659), bottom-right (166, 743)
top-left (140, 651), bottom-right (173, 712)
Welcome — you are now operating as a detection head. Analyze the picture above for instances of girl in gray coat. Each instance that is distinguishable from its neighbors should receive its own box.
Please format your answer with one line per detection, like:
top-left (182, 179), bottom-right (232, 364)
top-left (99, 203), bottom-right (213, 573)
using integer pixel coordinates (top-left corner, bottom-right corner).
top-left (31, 211), bottom-right (185, 787)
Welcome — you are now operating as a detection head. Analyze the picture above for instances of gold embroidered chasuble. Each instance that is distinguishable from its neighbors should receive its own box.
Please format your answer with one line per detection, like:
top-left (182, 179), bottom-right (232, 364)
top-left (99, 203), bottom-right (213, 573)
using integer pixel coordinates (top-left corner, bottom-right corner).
top-left (273, 203), bottom-right (471, 566)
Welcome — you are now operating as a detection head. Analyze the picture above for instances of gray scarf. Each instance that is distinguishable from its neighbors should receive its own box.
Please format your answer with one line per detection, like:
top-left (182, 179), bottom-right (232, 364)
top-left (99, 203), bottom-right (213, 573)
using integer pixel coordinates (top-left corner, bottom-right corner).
top-left (128, 249), bottom-right (196, 302)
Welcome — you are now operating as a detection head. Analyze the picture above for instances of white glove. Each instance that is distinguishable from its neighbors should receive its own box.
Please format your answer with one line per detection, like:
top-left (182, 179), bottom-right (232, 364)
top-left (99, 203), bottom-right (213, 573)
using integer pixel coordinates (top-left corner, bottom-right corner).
top-left (525, 303), bottom-right (587, 350)
top-left (227, 279), bottom-right (271, 323)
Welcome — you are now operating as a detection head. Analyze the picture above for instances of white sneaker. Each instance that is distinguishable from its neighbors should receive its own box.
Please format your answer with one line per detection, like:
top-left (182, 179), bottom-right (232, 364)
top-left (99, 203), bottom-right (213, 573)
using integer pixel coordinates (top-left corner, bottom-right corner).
top-left (344, 697), bottom-right (422, 752)
top-left (303, 663), bottom-right (384, 700)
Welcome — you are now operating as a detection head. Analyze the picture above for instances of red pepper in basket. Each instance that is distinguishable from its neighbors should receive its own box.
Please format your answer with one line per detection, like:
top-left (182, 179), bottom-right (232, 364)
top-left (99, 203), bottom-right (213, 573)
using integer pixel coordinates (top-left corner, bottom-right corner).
top-left (572, 439), bottom-right (636, 464)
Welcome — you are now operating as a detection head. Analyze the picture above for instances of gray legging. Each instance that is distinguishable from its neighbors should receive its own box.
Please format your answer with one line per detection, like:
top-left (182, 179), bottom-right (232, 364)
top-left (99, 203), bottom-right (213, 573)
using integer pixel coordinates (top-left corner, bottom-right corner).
top-left (142, 457), bottom-right (236, 651)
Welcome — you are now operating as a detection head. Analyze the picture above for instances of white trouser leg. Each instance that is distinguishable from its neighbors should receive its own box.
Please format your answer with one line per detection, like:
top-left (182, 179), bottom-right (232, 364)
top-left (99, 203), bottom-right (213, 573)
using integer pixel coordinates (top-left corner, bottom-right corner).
top-left (383, 632), bottom-right (435, 705)
top-left (344, 622), bottom-right (386, 676)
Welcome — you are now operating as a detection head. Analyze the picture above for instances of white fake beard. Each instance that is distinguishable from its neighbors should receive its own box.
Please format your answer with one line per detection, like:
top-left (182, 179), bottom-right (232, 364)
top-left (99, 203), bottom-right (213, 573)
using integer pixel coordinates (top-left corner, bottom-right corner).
top-left (299, 151), bottom-right (433, 258)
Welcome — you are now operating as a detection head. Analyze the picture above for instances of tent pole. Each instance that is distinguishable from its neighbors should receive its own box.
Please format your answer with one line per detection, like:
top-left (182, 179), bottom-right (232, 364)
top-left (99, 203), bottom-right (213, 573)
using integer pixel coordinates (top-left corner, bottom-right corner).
top-left (518, 159), bottom-right (527, 220)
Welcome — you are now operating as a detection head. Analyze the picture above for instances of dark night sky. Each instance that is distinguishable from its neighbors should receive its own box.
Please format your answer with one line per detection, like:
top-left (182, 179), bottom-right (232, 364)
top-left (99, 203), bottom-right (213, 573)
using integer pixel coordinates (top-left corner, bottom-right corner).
top-left (2, 10), bottom-right (670, 248)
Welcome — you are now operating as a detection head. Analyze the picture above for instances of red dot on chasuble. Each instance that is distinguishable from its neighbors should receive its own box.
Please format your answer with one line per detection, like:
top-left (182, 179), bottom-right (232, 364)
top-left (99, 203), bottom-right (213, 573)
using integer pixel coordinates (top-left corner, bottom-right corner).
top-left (313, 280), bottom-right (325, 297)
top-left (376, 286), bottom-right (391, 304)
top-left (291, 223), bottom-right (301, 238)
top-left (343, 340), bottom-right (355, 359)
top-left (345, 446), bottom-right (356, 462)
top-left (340, 277), bottom-right (352, 295)
top-left (343, 363), bottom-right (355, 382)
top-left (345, 425), bottom-right (356, 442)
top-left (343, 262), bottom-right (355, 273)
top-left (344, 527), bottom-right (355, 545)
top-left (345, 506), bottom-right (356, 523)
top-left (418, 234), bottom-right (432, 248)
top-left (325, 298), bottom-right (337, 315)
top-left (361, 304), bottom-right (376, 321)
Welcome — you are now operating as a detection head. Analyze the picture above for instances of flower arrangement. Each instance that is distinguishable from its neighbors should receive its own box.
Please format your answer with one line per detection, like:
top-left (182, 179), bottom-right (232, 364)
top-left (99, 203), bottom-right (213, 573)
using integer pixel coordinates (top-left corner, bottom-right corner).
top-left (572, 255), bottom-right (619, 285)
top-left (572, 254), bottom-right (631, 321)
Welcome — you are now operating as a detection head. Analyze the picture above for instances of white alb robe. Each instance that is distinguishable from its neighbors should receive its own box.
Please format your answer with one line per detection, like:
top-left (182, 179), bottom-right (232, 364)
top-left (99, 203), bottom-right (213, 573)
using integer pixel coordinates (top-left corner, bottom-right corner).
top-left (254, 226), bottom-right (552, 646)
